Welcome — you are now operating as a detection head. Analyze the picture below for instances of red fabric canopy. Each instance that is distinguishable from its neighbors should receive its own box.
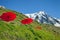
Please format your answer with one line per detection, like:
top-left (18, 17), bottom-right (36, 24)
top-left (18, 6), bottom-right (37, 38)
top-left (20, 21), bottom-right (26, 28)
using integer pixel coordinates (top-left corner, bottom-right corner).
top-left (0, 12), bottom-right (16, 22)
top-left (21, 18), bottom-right (33, 24)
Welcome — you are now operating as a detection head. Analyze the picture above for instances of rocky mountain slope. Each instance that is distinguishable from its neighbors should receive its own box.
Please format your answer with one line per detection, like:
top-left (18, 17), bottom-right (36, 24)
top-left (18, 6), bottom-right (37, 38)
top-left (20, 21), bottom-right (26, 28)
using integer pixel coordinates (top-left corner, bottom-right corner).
top-left (25, 11), bottom-right (60, 27)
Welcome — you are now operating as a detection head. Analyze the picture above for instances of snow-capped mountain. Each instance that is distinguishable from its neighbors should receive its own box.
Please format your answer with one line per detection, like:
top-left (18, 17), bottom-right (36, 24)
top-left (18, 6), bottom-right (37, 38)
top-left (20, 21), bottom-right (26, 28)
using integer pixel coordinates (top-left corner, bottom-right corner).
top-left (0, 6), bottom-right (5, 9)
top-left (24, 11), bottom-right (60, 27)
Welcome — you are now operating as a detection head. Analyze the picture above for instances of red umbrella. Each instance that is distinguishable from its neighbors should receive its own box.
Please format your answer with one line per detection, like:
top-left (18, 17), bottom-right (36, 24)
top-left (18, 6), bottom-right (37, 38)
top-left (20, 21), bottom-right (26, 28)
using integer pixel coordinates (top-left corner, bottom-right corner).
top-left (0, 12), bottom-right (16, 22)
top-left (21, 18), bottom-right (33, 24)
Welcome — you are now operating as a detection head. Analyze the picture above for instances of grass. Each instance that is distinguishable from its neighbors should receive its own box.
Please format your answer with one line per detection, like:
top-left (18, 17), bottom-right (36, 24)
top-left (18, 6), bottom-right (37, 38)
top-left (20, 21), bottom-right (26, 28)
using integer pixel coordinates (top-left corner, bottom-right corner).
top-left (0, 8), bottom-right (60, 40)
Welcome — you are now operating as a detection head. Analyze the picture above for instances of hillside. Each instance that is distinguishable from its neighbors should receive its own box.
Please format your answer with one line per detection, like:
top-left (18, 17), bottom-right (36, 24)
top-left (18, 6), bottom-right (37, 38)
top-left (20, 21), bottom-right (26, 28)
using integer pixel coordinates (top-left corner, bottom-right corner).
top-left (0, 8), bottom-right (60, 40)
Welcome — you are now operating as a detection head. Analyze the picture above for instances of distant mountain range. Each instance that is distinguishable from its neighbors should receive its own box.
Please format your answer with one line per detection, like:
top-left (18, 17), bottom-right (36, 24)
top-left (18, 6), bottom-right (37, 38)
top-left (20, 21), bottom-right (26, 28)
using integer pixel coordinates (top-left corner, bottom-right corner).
top-left (25, 11), bottom-right (60, 27)
top-left (0, 5), bottom-right (60, 27)
top-left (0, 5), bottom-right (5, 9)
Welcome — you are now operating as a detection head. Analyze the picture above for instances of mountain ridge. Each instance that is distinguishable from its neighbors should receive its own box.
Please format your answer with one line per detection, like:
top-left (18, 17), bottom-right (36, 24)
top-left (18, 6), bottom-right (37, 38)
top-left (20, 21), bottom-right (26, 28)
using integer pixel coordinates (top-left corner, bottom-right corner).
top-left (25, 11), bottom-right (60, 27)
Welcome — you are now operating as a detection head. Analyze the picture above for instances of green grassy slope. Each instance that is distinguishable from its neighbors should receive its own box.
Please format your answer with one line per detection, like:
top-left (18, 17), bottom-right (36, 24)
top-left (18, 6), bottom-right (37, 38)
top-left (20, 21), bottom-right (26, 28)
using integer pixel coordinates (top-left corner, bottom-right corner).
top-left (0, 8), bottom-right (60, 40)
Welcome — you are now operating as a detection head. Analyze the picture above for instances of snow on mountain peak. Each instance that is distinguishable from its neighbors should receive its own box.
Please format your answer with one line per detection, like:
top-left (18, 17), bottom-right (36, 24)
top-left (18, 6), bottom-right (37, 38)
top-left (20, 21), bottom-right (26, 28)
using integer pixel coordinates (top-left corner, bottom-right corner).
top-left (38, 11), bottom-right (45, 15)
top-left (0, 5), bottom-right (5, 9)
top-left (24, 11), bottom-right (60, 27)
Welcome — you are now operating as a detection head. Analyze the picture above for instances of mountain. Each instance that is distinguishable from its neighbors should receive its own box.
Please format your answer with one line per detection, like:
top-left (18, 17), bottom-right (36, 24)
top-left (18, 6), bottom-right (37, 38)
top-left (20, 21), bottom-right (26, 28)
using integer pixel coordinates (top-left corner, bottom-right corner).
top-left (0, 7), bottom-right (60, 40)
top-left (25, 11), bottom-right (60, 27)
top-left (0, 5), bottom-right (5, 9)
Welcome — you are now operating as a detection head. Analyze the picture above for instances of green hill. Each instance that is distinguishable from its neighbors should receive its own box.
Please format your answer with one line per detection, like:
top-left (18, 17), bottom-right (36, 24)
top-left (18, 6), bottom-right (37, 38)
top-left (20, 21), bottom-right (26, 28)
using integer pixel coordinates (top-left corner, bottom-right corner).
top-left (0, 8), bottom-right (60, 40)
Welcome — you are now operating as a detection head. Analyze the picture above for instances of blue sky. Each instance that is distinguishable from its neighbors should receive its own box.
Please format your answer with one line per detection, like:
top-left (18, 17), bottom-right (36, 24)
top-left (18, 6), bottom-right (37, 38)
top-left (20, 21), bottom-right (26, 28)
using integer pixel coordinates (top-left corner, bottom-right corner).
top-left (0, 0), bottom-right (60, 18)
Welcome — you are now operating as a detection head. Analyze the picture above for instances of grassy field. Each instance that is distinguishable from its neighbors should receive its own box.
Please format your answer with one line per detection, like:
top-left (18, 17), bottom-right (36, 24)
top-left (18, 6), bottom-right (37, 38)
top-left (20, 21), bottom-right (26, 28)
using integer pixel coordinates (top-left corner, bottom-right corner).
top-left (0, 8), bottom-right (60, 40)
